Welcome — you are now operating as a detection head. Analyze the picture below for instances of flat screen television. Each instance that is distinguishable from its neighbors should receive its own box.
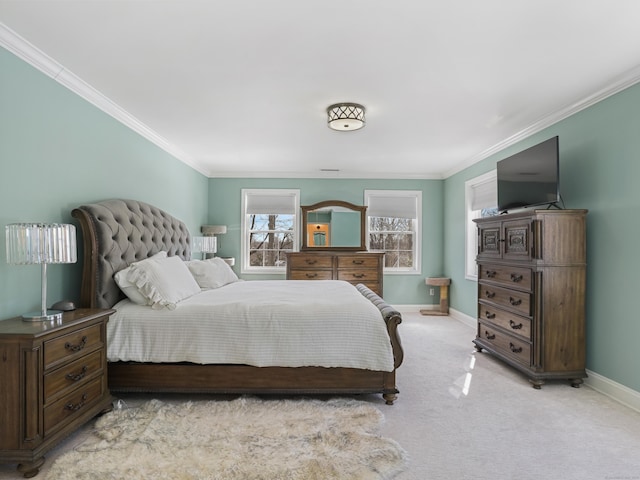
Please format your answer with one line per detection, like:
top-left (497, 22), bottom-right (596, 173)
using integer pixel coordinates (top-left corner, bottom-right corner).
top-left (497, 136), bottom-right (560, 213)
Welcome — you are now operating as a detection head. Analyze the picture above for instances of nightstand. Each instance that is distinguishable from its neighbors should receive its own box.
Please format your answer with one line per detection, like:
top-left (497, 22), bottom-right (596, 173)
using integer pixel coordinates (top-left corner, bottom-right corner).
top-left (0, 308), bottom-right (115, 478)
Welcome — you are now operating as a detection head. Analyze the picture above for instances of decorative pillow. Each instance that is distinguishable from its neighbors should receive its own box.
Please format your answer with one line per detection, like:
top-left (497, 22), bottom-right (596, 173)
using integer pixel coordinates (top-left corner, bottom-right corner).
top-left (126, 255), bottom-right (201, 310)
top-left (114, 251), bottom-right (168, 305)
top-left (186, 257), bottom-right (239, 289)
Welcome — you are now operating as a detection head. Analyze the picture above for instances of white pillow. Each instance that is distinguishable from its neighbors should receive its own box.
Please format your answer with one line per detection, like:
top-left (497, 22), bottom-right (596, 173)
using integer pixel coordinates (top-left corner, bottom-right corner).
top-left (126, 255), bottom-right (201, 310)
top-left (114, 251), bottom-right (168, 305)
top-left (186, 257), bottom-right (239, 289)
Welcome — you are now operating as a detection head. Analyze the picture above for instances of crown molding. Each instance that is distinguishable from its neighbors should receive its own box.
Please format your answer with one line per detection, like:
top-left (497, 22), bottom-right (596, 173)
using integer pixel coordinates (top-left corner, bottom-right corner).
top-left (0, 22), bottom-right (208, 177)
top-left (443, 64), bottom-right (640, 179)
top-left (206, 169), bottom-right (442, 180)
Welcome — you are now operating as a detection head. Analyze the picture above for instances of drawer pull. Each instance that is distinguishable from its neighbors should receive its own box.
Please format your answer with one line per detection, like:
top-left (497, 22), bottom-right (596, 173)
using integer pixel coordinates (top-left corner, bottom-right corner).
top-left (352, 273), bottom-right (365, 279)
top-left (510, 273), bottom-right (523, 283)
top-left (351, 260), bottom-right (365, 265)
top-left (509, 343), bottom-right (523, 354)
top-left (485, 270), bottom-right (496, 278)
top-left (65, 336), bottom-right (87, 353)
top-left (484, 331), bottom-right (496, 340)
top-left (65, 366), bottom-right (88, 382)
top-left (305, 259), bottom-right (318, 265)
top-left (485, 311), bottom-right (496, 319)
top-left (509, 297), bottom-right (522, 306)
top-left (509, 320), bottom-right (523, 330)
top-left (65, 393), bottom-right (88, 412)
top-left (305, 273), bottom-right (318, 278)
top-left (484, 290), bottom-right (495, 299)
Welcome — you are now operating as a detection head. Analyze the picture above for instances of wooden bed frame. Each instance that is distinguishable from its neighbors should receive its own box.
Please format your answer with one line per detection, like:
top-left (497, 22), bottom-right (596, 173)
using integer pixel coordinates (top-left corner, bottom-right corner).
top-left (72, 199), bottom-right (404, 404)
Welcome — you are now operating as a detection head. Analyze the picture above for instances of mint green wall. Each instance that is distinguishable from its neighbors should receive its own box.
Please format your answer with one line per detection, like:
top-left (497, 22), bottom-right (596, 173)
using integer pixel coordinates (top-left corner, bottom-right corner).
top-left (0, 49), bottom-right (208, 319)
top-left (208, 178), bottom-right (443, 304)
top-left (444, 82), bottom-right (640, 393)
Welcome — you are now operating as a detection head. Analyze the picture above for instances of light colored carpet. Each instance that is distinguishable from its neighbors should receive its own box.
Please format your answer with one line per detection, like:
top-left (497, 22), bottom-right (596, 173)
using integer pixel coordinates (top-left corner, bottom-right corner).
top-left (1, 312), bottom-right (640, 479)
top-left (44, 397), bottom-right (407, 480)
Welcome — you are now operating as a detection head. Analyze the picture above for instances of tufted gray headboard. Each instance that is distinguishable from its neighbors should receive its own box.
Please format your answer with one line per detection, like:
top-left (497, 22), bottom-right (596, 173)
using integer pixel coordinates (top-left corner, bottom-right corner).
top-left (72, 199), bottom-right (192, 309)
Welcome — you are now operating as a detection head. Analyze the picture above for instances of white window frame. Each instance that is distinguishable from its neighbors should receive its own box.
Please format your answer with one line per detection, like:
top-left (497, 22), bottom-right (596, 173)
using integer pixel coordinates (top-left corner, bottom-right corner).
top-left (365, 190), bottom-right (422, 275)
top-left (465, 170), bottom-right (497, 280)
top-left (241, 188), bottom-right (300, 274)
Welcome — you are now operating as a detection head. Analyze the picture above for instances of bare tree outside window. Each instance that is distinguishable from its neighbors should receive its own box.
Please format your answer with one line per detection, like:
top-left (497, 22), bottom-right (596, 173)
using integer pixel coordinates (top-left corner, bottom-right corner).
top-left (369, 216), bottom-right (414, 268)
top-left (248, 214), bottom-right (294, 267)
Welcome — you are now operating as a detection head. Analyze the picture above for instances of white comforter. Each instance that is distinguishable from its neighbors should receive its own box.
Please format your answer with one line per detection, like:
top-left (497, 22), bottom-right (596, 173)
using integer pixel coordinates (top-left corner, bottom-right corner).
top-left (107, 280), bottom-right (395, 372)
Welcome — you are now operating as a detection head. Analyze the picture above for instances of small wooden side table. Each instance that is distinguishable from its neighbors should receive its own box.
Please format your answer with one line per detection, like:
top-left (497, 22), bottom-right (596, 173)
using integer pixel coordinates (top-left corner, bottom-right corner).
top-left (420, 277), bottom-right (451, 316)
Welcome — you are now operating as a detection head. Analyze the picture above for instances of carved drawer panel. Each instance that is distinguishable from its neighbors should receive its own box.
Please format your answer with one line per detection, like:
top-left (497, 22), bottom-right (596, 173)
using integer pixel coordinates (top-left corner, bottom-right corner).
top-left (43, 377), bottom-right (105, 437)
top-left (44, 350), bottom-right (104, 403)
top-left (478, 264), bottom-right (532, 291)
top-left (478, 283), bottom-right (532, 316)
top-left (44, 324), bottom-right (103, 369)
top-left (288, 270), bottom-right (334, 280)
top-left (477, 322), bottom-right (531, 367)
top-left (478, 305), bottom-right (532, 341)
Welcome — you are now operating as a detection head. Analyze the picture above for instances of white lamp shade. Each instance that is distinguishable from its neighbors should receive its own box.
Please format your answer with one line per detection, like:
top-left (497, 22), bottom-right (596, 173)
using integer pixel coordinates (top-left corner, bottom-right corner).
top-left (6, 223), bottom-right (77, 265)
top-left (201, 225), bottom-right (227, 235)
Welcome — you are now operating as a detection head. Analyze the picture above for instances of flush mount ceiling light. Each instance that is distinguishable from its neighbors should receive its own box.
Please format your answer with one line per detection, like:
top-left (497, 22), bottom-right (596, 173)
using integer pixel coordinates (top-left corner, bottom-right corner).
top-left (327, 103), bottom-right (366, 131)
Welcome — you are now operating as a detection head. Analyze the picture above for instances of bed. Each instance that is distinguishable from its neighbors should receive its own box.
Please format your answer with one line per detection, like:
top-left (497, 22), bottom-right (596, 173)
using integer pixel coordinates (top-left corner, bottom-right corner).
top-left (71, 199), bottom-right (404, 404)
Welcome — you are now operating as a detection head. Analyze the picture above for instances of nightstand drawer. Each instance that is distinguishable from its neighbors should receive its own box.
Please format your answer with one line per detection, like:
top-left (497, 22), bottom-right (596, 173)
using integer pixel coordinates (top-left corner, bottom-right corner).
top-left (44, 350), bottom-right (104, 403)
top-left (44, 323), bottom-right (103, 369)
top-left (44, 377), bottom-right (105, 437)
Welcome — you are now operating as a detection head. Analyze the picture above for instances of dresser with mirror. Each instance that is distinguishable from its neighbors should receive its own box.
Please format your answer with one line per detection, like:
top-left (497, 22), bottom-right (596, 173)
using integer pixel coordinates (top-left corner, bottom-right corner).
top-left (285, 200), bottom-right (384, 296)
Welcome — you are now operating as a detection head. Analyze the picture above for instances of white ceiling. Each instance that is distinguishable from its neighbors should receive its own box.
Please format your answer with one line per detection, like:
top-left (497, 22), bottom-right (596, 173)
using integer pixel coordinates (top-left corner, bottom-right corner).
top-left (2, 1), bottom-right (640, 179)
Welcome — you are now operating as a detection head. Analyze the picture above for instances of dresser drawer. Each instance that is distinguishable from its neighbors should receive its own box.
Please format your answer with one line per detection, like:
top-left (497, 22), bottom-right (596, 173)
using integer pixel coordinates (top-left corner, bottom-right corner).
top-left (44, 324), bottom-right (103, 370)
top-left (288, 255), bottom-right (333, 269)
top-left (478, 264), bottom-right (532, 291)
top-left (478, 283), bottom-right (532, 316)
top-left (43, 377), bottom-right (105, 436)
top-left (478, 322), bottom-right (531, 367)
top-left (288, 270), bottom-right (334, 280)
top-left (337, 269), bottom-right (380, 283)
top-left (44, 350), bottom-right (104, 403)
top-left (478, 305), bottom-right (532, 341)
top-left (337, 255), bottom-right (379, 270)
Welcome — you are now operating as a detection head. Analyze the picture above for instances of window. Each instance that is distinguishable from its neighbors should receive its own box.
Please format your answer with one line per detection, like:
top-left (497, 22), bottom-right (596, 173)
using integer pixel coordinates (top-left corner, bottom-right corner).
top-left (241, 189), bottom-right (300, 274)
top-left (365, 190), bottom-right (421, 274)
top-left (465, 171), bottom-right (498, 279)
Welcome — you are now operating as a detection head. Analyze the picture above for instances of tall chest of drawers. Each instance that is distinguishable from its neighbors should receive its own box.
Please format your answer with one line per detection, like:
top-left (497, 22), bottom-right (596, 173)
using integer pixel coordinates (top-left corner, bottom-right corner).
top-left (286, 251), bottom-right (384, 297)
top-left (0, 309), bottom-right (114, 477)
top-left (473, 209), bottom-right (587, 388)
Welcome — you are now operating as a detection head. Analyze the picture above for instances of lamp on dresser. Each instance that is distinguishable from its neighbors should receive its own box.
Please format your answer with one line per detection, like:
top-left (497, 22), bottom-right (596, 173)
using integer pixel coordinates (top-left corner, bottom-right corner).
top-left (5, 222), bottom-right (77, 321)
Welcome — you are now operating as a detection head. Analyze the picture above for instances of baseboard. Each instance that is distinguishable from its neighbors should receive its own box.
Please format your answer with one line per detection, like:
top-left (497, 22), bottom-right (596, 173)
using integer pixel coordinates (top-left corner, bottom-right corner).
top-left (448, 308), bottom-right (476, 329)
top-left (403, 306), bottom-right (640, 412)
top-left (584, 370), bottom-right (640, 413)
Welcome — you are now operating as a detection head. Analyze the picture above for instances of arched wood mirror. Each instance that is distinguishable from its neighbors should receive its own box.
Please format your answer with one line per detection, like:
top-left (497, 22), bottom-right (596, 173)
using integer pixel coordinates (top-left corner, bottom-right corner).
top-left (301, 200), bottom-right (367, 251)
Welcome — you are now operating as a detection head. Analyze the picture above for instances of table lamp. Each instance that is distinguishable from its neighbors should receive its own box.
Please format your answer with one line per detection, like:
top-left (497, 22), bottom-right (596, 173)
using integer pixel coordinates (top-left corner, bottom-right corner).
top-left (5, 223), bottom-right (77, 321)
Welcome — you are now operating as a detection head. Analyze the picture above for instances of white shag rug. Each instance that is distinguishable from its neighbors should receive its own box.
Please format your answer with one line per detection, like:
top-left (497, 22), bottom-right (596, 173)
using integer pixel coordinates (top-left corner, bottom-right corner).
top-left (46, 397), bottom-right (408, 480)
